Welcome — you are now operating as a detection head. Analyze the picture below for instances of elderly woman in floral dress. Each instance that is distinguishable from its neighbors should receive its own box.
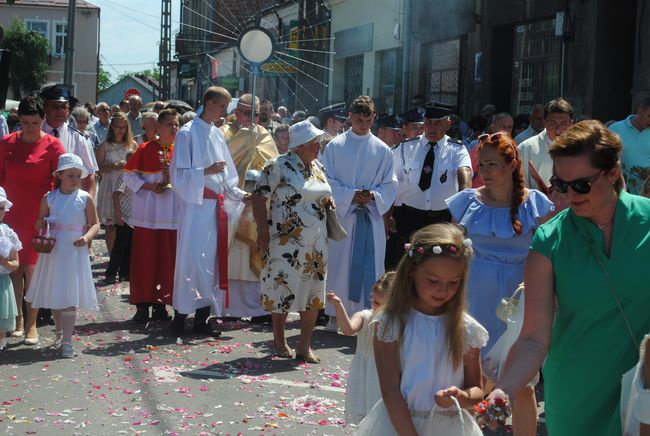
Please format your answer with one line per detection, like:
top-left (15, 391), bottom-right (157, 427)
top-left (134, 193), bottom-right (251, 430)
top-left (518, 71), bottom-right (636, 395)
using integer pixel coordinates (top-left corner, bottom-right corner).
top-left (252, 120), bottom-right (333, 364)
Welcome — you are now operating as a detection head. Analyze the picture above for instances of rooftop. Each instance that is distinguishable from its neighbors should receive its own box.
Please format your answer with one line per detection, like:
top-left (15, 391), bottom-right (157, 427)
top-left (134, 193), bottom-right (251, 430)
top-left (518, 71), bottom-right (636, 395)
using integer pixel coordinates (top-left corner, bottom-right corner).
top-left (3, 0), bottom-right (99, 10)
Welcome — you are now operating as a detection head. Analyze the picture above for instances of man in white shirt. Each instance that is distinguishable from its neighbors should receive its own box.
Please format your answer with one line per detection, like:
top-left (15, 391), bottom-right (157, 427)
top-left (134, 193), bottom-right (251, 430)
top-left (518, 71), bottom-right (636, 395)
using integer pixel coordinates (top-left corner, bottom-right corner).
top-left (514, 104), bottom-right (545, 144)
top-left (320, 96), bottom-right (398, 330)
top-left (40, 84), bottom-right (98, 198)
top-left (519, 98), bottom-right (574, 189)
top-left (386, 105), bottom-right (472, 268)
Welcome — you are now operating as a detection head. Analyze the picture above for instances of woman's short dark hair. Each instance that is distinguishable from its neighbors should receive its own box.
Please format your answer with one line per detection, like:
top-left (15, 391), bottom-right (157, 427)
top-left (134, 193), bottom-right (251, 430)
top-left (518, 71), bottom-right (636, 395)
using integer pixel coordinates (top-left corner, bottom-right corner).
top-left (549, 120), bottom-right (623, 191)
top-left (18, 96), bottom-right (45, 118)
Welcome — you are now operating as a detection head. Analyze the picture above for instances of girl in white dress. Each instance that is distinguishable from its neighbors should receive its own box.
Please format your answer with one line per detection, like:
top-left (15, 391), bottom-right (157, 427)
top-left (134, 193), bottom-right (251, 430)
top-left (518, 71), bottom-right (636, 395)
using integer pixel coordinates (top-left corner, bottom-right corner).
top-left (25, 154), bottom-right (100, 357)
top-left (326, 271), bottom-right (395, 424)
top-left (0, 187), bottom-right (21, 351)
top-left (356, 223), bottom-right (487, 435)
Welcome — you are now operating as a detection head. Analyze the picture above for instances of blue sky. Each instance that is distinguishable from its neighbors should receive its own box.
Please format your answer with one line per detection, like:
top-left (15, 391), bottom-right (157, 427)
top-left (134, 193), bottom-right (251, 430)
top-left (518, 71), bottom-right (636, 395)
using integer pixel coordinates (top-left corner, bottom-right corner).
top-left (89, 0), bottom-right (181, 81)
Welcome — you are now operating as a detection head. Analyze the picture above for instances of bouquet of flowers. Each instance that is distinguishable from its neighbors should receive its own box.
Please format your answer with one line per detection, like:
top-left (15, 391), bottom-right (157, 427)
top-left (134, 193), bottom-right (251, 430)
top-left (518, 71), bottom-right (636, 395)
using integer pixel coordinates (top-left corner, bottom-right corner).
top-left (474, 398), bottom-right (510, 430)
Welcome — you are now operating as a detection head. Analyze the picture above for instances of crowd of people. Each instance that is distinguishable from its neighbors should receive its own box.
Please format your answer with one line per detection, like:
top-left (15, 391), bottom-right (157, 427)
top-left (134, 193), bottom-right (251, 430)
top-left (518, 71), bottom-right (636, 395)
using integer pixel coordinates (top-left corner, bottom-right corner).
top-left (0, 82), bottom-right (649, 436)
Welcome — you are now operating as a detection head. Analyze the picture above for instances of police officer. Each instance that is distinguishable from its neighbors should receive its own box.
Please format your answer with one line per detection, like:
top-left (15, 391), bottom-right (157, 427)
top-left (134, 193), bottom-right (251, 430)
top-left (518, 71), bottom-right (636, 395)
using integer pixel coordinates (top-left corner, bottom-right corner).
top-left (318, 102), bottom-right (347, 137)
top-left (385, 105), bottom-right (472, 268)
top-left (399, 106), bottom-right (425, 140)
top-left (40, 83), bottom-right (99, 198)
top-left (376, 113), bottom-right (404, 147)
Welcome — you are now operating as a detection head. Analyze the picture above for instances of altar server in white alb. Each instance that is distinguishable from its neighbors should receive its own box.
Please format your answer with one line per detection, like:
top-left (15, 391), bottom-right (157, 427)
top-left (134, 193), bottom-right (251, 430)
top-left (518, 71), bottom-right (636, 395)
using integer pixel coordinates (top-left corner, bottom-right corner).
top-left (170, 86), bottom-right (246, 337)
top-left (320, 95), bottom-right (398, 330)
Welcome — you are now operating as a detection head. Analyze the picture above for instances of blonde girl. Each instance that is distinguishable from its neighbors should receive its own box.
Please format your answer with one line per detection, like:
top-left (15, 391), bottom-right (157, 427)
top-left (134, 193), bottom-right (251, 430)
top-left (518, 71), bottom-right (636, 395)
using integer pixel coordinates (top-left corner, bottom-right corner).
top-left (96, 112), bottom-right (136, 253)
top-left (326, 271), bottom-right (395, 424)
top-left (356, 223), bottom-right (486, 435)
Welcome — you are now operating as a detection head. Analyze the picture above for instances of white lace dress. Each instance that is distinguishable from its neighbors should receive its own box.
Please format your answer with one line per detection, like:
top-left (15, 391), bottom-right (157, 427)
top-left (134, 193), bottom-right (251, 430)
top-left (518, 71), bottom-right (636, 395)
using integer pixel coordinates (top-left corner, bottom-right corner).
top-left (97, 142), bottom-right (131, 224)
top-left (346, 310), bottom-right (381, 424)
top-left (355, 310), bottom-right (488, 435)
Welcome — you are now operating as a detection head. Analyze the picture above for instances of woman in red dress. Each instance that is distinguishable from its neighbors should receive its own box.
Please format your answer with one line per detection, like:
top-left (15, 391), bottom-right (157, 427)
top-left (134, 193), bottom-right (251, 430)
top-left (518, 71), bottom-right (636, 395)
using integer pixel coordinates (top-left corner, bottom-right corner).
top-left (0, 96), bottom-right (65, 344)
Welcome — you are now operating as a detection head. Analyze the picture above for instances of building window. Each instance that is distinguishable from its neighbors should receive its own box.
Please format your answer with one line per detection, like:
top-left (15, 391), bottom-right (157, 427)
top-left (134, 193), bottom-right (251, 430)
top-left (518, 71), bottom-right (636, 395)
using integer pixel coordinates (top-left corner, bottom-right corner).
top-left (24, 19), bottom-right (49, 40)
top-left (53, 21), bottom-right (67, 57)
top-left (511, 19), bottom-right (561, 115)
top-left (422, 39), bottom-right (460, 107)
top-left (344, 55), bottom-right (363, 107)
top-left (376, 48), bottom-right (403, 115)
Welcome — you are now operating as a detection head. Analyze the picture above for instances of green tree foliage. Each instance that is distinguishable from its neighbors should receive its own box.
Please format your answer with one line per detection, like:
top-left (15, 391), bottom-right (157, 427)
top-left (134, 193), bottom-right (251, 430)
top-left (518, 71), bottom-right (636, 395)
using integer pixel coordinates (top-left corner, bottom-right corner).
top-left (0, 18), bottom-right (50, 98)
top-left (98, 63), bottom-right (112, 92)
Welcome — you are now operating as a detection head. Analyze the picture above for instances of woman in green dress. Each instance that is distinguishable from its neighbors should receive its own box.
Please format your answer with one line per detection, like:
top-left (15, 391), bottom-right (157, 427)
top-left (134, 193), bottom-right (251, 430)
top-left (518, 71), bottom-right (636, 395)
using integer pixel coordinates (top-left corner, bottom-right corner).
top-left (490, 120), bottom-right (650, 435)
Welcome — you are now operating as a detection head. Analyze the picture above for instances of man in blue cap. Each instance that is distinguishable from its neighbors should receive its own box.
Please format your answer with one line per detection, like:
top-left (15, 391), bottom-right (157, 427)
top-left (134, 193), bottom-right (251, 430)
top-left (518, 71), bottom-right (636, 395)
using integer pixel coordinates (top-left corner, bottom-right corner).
top-left (385, 105), bottom-right (472, 268)
top-left (376, 113), bottom-right (403, 147)
top-left (399, 106), bottom-right (425, 140)
top-left (318, 102), bottom-right (347, 137)
top-left (40, 83), bottom-right (98, 198)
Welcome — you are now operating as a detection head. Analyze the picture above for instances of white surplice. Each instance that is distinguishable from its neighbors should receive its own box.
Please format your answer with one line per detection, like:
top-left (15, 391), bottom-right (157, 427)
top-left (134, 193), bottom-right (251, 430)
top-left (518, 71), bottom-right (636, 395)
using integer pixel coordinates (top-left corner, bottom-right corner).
top-left (170, 117), bottom-right (243, 315)
top-left (320, 130), bottom-right (398, 317)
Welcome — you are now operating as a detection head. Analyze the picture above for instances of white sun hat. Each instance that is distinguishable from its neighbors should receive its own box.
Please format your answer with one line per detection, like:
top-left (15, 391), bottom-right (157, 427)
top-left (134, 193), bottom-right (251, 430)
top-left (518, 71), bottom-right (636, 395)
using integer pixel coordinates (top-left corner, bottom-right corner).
top-left (288, 119), bottom-right (324, 150)
top-left (53, 153), bottom-right (88, 178)
top-left (0, 187), bottom-right (13, 211)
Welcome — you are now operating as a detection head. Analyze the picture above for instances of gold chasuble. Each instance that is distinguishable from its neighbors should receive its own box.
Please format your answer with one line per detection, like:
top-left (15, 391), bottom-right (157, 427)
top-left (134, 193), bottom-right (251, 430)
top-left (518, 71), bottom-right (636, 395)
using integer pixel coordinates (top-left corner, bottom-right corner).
top-left (221, 122), bottom-right (278, 278)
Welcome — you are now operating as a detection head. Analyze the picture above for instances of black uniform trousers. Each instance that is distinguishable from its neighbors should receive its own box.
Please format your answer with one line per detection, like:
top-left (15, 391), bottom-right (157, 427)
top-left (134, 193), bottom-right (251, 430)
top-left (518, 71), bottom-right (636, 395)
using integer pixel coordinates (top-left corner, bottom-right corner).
top-left (384, 204), bottom-right (452, 269)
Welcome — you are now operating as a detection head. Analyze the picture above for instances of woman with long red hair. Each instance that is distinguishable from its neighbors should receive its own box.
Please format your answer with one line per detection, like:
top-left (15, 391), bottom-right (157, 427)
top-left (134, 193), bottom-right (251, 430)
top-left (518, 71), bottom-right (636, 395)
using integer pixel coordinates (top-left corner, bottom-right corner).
top-left (446, 131), bottom-right (553, 436)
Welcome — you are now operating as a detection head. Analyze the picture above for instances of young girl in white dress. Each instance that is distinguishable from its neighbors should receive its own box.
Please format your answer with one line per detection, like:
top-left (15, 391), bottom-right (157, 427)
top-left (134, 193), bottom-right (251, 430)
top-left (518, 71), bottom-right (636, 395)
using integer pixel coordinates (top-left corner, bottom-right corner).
top-left (326, 271), bottom-right (395, 425)
top-left (25, 153), bottom-right (100, 357)
top-left (0, 187), bottom-right (21, 351)
top-left (356, 223), bottom-right (487, 435)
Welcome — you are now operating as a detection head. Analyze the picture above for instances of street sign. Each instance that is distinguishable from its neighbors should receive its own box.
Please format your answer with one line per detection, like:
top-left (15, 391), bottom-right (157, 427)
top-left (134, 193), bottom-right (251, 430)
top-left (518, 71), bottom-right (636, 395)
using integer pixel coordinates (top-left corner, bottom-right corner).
top-left (124, 88), bottom-right (141, 99)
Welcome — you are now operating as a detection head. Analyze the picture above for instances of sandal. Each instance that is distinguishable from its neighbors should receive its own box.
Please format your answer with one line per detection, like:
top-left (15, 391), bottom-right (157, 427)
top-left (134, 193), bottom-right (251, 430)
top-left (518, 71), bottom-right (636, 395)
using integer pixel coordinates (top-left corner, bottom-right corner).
top-left (276, 346), bottom-right (293, 358)
top-left (295, 350), bottom-right (321, 364)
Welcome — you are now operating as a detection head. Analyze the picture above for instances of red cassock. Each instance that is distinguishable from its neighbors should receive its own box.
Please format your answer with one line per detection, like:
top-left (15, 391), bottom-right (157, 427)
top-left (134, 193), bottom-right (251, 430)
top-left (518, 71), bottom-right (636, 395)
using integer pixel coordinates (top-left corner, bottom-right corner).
top-left (0, 132), bottom-right (65, 265)
top-left (123, 140), bottom-right (176, 305)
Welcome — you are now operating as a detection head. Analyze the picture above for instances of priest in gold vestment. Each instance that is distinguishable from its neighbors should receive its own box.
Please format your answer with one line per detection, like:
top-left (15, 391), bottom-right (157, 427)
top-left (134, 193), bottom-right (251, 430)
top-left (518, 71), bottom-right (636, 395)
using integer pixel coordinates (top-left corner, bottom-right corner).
top-left (221, 94), bottom-right (278, 320)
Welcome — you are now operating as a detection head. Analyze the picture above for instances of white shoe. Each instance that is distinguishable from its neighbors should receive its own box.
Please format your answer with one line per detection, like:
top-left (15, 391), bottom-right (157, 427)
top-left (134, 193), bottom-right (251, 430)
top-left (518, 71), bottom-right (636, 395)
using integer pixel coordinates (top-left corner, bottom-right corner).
top-left (61, 342), bottom-right (75, 358)
top-left (325, 316), bottom-right (338, 333)
top-left (10, 330), bottom-right (23, 338)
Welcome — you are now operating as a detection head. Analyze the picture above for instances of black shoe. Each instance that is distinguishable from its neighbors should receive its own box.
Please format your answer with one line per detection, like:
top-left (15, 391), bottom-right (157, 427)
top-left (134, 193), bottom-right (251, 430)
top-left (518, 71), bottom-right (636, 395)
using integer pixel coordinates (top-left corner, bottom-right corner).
top-left (151, 304), bottom-right (171, 321)
top-left (132, 304), bottom-right (150, 323)
top-left (170, 315), bottom-right (186, 336)
top-left (192, 320), bottom-right (221, 337)
top-left (249, 314), bottom-right (272, 325)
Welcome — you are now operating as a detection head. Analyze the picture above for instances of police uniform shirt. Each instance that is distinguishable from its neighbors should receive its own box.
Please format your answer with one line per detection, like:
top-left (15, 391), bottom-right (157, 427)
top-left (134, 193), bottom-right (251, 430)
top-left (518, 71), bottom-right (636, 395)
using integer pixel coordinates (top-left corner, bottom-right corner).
top-left (393, 134), bottom-right (472, 211)
top-left (43, 121), bottom-right (99, 175)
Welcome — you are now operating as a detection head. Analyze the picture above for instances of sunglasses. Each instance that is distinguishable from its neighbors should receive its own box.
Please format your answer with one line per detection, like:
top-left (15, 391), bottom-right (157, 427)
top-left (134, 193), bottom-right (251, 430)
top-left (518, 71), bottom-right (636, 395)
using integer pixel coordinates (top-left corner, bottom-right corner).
top-left (549, 171), bottom-right (603, 194)
top-left (477, 132), bottom-right (517, 154)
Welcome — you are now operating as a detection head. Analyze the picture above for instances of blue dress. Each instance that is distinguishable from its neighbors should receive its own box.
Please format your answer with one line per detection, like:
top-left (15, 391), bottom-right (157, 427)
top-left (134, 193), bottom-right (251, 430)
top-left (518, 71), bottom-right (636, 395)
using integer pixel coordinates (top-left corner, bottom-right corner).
top-left (446, 188), bottom-right (553, 351)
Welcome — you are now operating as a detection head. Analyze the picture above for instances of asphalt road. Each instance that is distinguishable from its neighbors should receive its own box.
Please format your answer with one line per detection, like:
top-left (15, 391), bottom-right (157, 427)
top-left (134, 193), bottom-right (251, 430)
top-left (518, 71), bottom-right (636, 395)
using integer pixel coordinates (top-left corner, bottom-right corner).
top-left (0, 237), bottom-right (547, 435)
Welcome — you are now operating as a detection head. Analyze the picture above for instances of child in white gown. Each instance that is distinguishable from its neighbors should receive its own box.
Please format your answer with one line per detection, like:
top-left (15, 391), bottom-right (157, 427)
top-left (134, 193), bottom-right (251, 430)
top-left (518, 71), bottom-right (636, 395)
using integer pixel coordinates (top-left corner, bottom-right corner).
top-left (26, 154), bottom-right (100, 357)
top-left (356, 224), bottom-right (487, 435)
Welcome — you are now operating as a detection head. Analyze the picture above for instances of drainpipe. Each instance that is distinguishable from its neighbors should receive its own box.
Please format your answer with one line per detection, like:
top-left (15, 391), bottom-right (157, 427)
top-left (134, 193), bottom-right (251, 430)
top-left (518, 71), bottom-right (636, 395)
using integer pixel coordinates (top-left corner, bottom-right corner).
top-left (64, 0), bottom-right (76, 91)
top-left (401, 0), bottom-right (413, 113)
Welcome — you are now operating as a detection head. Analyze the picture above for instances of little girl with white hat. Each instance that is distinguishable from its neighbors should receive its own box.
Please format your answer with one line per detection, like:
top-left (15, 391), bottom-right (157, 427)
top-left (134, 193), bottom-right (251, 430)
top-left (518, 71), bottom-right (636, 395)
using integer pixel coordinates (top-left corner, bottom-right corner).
top-left (25, 153), bottom-right (100, 357)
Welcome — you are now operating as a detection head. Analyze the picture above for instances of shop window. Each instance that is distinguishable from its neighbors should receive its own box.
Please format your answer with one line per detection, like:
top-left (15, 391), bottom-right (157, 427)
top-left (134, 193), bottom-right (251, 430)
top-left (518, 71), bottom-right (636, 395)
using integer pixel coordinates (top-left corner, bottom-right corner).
top-left (511, 19), bottom-right (561, 115)
top-left (377, 48), bottom-right (403, 115)
top-left (423, 39), bottom-right (460, 107)
top-left (344, 55), bottom-right (363, 106)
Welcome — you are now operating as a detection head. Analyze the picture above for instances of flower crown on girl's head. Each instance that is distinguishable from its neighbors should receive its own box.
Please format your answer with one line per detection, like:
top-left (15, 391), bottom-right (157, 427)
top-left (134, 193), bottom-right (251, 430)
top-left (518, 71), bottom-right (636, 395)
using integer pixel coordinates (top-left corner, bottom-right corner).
top-left (404, 238), bottom-right (473, 259)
